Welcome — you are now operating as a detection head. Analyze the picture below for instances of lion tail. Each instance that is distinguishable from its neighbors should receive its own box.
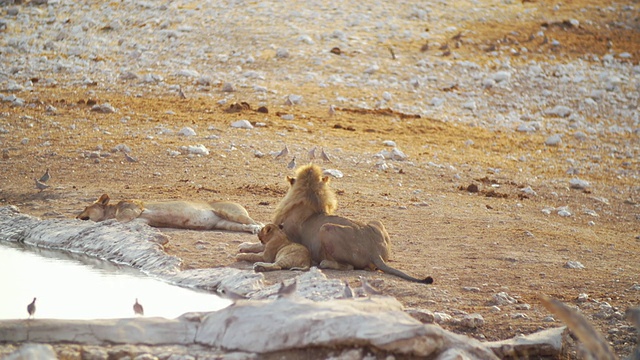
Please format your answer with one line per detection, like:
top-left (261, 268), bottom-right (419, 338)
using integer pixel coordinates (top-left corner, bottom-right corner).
top-left (371, 255), bottom-right (434, 284)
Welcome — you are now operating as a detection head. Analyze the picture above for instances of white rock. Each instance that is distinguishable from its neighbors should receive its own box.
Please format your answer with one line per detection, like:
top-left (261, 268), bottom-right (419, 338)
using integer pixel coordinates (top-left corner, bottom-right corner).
top-left (433, 312), bottom-right (453, 323)
top-left (545, 134), bottom-right (562, 146)
top-left (322, 169), bottom-right (343, 178)
top-left (460, 314), bottom-right (484, 329)
top-left (557, 207), bottom-right (572, 217)
top-left (231, 120), bottom-right (254, 129)
top-left (545, 105), bottom-right (572, 118)
top-left (431, 97), bottom-right (445, 107)
top-left (377, 148), bottom-right (407, 161)
top-left (491, 71), bottom-right (511, 83)
top-left (364, 64), bottom-right (380, 74)
top-left (569, 178), bottom-right (589, 189)
top-left (275, 48), bottom-right (290, 58)
top-left (285, 94), bottom-right (303, 105)
top-left (114, 144), bottom-right (131, 153)
top-left (91, 103), bottom-right (116, 114)
top-left (187, 145), bottom-right (209, 156)
top-left (382, 92), bottom-right (392, 101)
top-left (140, 74), bottom-right (163, 83)
top-left (564, 261), bottom-right (585, 269)
top-left (297, 35), bottom-right (314, 45)
top-left (175, 69), bottom-right (199, 78)
top-left (222, 83), bottom-right (236, 92)
top-left (382, 140), bottom-right (396, 147)
top-left (492, 292), bottom-right (517, 305)
top-left (481, 78), bottom-right (496, 88)
top-left (462, 100), bottom-right (476, 110)
top-left (178, 127), bottom-right (197, 136)
top-left (520, 186), bottom-right (537, 196)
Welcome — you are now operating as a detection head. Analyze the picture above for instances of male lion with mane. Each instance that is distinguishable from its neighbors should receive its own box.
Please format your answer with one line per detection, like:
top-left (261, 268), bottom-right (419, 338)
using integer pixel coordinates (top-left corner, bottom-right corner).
top-left (77, 194), bottom-right (263, 234)
top-left (273, 164), bottom-right (433, 284)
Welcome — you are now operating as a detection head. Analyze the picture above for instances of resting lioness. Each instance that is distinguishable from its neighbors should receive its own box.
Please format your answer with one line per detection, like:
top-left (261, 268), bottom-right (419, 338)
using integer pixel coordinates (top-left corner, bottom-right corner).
top-left (236, 223), bottom-right (311, 272)
top-left (77, 194), bottom-right (263, 234)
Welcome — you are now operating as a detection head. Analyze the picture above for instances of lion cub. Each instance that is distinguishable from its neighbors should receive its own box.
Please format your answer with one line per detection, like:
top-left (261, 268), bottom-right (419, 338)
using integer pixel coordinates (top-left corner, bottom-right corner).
top-left (236, 224), bottom-right (311, 272)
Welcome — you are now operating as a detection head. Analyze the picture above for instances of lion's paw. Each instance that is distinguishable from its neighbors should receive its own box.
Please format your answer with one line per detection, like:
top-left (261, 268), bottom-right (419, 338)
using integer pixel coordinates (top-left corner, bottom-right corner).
top-left (253, 262), bottom-right (269, 272)
top-left (238, 242), bottom-right (264, 253)
top-left (247, 223), bottom-right (264, 235)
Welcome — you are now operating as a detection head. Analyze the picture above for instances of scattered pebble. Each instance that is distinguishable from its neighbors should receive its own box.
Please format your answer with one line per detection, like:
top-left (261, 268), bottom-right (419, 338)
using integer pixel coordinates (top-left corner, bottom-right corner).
top-left (544, 134), bottom-right (562, 146)
top-left (184, 145), bottom-right (209, 156)
top-left (557, 207), bottom-right (572, 217)
top-left (433, 312), bottom-right (453, 324)
top-left (91, 103), bottom-right (116, 114)
top-left (460, 314), bottom-right (484, 329)
top-left (231, 120), bottom-right (253, 129)
top-left (376, 148), bottom-right (407, 161)
top-left (178, 127), bottom-right (197, 136)
top-left (492, 292), bottom-right (517, 306)
top-left (569, 178), bottom-right (590, 190)
top-left (545, 105), bottom-right (573, 118)
top-left (221, 83), bottom-right (235, 92)
top-left (322, 169), bottom-right (343, 178)
top-left (564, 261), bottom-right (585, 269)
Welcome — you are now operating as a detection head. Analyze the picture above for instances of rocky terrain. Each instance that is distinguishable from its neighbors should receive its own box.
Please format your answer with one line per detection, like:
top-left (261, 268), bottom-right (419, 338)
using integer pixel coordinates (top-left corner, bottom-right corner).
top-left (1, 0), bottom-right (639, 358)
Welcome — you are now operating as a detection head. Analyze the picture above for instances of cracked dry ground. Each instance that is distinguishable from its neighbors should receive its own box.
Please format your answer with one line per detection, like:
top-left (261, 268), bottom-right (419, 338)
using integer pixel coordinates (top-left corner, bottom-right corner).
top-left (1, 1), bottom-right (640, 358)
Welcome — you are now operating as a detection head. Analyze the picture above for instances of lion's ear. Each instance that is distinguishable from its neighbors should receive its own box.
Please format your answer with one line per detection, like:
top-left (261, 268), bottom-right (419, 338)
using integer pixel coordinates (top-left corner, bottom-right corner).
top-left (322, 176), bottom-right (330, 183)
top-left (287, 176), bottom-right (296, 185)
top-left (97, 194), bottom-right (110, 205)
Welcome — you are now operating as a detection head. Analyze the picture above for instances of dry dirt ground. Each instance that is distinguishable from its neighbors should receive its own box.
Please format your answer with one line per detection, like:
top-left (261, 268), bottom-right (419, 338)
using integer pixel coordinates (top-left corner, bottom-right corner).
top-left (1, 0), bottom-right (639, 359)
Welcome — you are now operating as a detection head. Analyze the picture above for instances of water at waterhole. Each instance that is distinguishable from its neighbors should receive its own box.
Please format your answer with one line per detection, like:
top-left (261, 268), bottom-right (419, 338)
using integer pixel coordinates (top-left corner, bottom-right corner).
top-left (0, 242), bottom-right (231, 320)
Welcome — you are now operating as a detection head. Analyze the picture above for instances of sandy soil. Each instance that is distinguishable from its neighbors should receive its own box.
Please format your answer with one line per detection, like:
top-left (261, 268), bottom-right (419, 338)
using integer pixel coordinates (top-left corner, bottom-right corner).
top-left (1, 0), bottom-right (639, 358)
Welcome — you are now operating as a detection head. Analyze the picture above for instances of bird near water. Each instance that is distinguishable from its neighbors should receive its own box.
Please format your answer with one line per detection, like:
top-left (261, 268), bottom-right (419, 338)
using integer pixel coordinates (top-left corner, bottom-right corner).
top-left (39, 168), bottom-right (50, 183)
top-left (133, 298), bottom-right (144, 316)
top-left (27, 297), bottom-right (36, 319)
top-left (34, 178), bottom-right (50, 192)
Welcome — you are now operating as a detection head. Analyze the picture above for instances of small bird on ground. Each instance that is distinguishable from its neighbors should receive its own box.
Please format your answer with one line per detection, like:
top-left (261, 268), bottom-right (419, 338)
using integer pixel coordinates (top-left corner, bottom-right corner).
top-left (133, 298), bottom-right (144, 316)
top-left (359, 276), bottom-right (382, 296)
top-left (34, 178), bottom-right (50, 192)
top-left (320, 148), bottom-right (331, 163)
top-left (287, 157), bottom-right (296, 170)
top-left (219, 287), bottom-right (248, 303)
top-left (308, 147), bottom-right (316, 160)
top-left (274, 145), bottom-right (289, 159)
top-left (27, 297), bottom-right (36, 319)
top-left (328, 105), bottom-right (336, 116)
top-left (277, 280), bottom-right (297, 299)
top-left (342, 281), bottom-right (354, 299)
top-left (38, 168), bottom-right (50, 183)
top-left (124, 153), bottom-right (138, 163)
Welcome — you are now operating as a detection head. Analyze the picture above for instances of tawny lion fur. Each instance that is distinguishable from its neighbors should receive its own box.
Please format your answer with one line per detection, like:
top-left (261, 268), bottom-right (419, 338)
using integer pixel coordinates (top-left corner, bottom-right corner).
top-left (272, 164), bottom-right (433, 284)
top-left (236, 223), bottom-right (311, 272)
top-left (77, 194), bottom-right (263, 234)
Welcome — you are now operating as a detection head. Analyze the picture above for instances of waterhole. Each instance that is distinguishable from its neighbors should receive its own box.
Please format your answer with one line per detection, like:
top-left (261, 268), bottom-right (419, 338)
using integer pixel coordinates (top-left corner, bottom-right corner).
top-left (0, 242), bottom-right (230, 320)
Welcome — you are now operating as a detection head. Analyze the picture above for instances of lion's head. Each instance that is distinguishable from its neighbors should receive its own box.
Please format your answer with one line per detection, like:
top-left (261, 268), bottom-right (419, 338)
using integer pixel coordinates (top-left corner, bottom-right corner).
top-left (76, 193), bottom-right (111, 221)
top-left (257, 223), bottom-right (285, 244)
top-left (273, 164), bottom-right (337, 225)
